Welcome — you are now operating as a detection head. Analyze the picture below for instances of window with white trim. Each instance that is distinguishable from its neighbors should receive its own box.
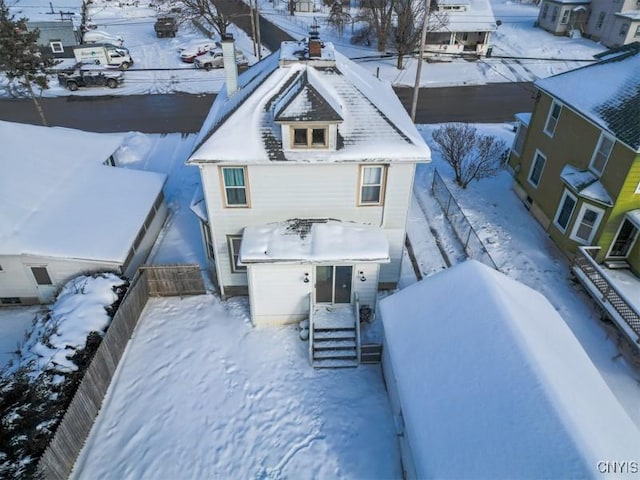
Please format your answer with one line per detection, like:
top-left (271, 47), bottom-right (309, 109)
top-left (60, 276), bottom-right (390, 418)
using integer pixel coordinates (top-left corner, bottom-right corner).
top-left (541, 3), bottom-right (549, 19)
top-left (596, 12), bottom-right (605, 30)
top-left (551, 6), bottom-right (558, 22)
top-left (202, 221), bottom-right (215, 262)
top-left (291, 127), bottom-right (328, 148)
top-left (544, 101), bottom-right (561, 137)
top-left (527, 150), bottom-right (546, 187)
top-left (50, 41), bottom-right (63, 53)
top-left (227, 235), bottom-right (246, 272)
top-left (560, 9), bottom-right (570, 24)
top-left (589, 133), bottom-right (614, 175)
top-left (570, 203), bottom-right (604, 244)
top-left (554, 190), bottom-right (577, 232)
top-left (359, 165), bottom-right (386, 205)
top-left (635, 25), bottom-right (640, 37)
top-left (620, 23), bottom-right (629, 36)
top-left (221, 167), bottom-right (248, 207)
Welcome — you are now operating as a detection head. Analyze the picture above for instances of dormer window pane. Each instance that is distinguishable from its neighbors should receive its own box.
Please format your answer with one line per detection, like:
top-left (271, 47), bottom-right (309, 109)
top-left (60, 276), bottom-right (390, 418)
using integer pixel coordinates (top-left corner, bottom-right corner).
top-left (311, 128), bottom-right (326, 146)
top-left (294, 128), bottom-right (307, 146)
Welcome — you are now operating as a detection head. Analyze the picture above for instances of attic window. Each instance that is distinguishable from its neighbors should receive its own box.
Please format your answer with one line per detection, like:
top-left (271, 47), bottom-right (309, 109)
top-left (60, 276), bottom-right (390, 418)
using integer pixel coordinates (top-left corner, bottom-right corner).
top-left (50, 41), bottom-right (64, 53)
top-left (292, 127), bottom-right (327, 148)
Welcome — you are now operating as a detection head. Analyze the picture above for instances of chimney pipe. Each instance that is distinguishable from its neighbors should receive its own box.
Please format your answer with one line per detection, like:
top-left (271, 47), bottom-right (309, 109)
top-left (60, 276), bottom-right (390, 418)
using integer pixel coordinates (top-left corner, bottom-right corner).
top-left (221, 34), bottom-right (239, 96)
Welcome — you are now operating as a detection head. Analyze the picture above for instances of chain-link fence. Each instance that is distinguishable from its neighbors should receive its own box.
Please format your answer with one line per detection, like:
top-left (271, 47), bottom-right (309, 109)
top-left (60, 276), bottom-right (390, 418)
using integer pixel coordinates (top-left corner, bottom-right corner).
top-left (431, 169), bottom-right (499, 271)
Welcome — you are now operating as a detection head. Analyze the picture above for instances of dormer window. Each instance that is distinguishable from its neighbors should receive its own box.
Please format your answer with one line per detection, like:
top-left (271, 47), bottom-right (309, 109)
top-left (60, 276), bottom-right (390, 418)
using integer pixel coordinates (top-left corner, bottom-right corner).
top-left (291, 126), bottom-right (328, 148)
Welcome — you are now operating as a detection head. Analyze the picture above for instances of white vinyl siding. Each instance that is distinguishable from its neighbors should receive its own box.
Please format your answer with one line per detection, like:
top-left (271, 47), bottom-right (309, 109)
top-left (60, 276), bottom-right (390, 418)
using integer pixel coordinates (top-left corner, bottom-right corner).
top-left (589, 133), bottom-right (614, 176)
top-left (527, 150), bottom-right (546, 187)
top-left (544, 101), bottom-right (562, 137)
top-left (554, 190), bottom-right (577, 233)
top-left (570, 204), bottom-right (604, 244)
top-left (200, 162), bottom-right (415, 289)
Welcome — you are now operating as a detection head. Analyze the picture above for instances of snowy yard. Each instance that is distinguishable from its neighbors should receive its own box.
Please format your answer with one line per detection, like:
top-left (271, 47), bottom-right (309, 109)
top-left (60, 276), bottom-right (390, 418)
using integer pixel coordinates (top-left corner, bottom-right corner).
top-left (70, 295), bottom-right (400, 479)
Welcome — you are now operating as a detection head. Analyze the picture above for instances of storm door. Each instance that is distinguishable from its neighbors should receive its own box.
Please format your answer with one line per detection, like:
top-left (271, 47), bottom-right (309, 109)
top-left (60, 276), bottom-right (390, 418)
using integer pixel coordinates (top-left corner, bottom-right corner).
top-left (315, 266), bottom-right (352, 304)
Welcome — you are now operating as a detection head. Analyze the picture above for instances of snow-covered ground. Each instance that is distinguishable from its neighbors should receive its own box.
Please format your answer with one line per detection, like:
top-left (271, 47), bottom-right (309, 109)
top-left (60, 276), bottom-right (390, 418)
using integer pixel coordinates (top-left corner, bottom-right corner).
top-left (0, 306), bottom-right (40, 368)
top-left (4, 0), bottom-right (606, 97)
top-left (43, 123), bottom-right (636, 477)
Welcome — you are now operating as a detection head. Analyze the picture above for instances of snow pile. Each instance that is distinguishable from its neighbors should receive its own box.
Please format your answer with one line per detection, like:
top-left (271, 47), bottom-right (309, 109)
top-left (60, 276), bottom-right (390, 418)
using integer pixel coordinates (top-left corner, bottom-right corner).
top-left (71, 295), bottom-right (400, 479)
top-left (5, 274), bottom-right (127, 378)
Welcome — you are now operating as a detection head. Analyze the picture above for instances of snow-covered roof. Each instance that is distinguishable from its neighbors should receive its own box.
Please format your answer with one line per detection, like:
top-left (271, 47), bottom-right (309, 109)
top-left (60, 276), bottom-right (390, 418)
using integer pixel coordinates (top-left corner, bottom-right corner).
top-left (239, 219), bottom-right (390, 264)
top-left (188, 41), bottom-right (430, 164)
top-left (0, 121), bottom-right (166, 263)
top-left (535, 43), bottom-right (640, 152)
top-left (626, 209), bottom-right (640, 229)
top-left (379, 260), bottom-right (640, 479)
top-left (432, 0), bottom-right (498, 33)
top-left (515, 112), bottom-right (531, 126)
top-left (9, 0), bottom-right (81, 25)
top-left (560, 165), bottom-right (613, 206)
top-left (616, 11), bottom-right (640, 21)
top-left (189, 186), bottom-right (208, 223)
top-left (544, 0), bottom-right (589, 4)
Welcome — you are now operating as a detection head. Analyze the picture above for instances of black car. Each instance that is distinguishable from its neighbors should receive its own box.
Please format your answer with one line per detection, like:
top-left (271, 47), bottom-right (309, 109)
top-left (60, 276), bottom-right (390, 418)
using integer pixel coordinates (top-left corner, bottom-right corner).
top-left (57, 69), bottom-right (124, 91)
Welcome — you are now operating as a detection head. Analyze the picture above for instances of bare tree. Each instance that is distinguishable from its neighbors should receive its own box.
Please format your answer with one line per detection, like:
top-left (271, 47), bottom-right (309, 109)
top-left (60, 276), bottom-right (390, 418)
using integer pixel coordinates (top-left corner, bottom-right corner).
top-left (176, 0), bottom-right (231, 38)
top-left (431, 123), bottom-right (507, 188)
top-left (327, 1), bottom-right (352, 36)
top-left (358, 0), bottom-right (396, 52)
top-left (392, 0), bottom-right (424, 69)
top-left (0, 0), bottom-right (56, 126)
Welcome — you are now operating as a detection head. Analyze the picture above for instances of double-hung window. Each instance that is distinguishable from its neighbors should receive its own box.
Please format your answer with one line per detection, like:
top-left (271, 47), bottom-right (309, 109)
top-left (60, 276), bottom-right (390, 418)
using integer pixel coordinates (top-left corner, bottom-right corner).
top-left (560, 9), bottom-right (570, 25)
top-left (221, 167), bottom-right (248, 207)
top-left (596, 12), bottom-right (605, 30)
top-left (544, 101), bottom-right (561, 137)
top-left (590, 133), bottom-right (614, 175)
top-left (554, 190), bottom-right (577, 233)
top-left (541, 3), bottom-right (549, 19)
top-left (359, 165), bottom-right (386, 205)
top-left (527, 150), bottom-right (546, 187)
top-left (570, 204), bottom-right (604, 244)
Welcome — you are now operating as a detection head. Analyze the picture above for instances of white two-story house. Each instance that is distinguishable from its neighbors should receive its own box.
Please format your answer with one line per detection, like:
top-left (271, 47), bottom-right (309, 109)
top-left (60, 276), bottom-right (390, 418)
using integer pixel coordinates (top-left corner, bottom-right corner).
top-left (188, 35), bottom-right (430, 357)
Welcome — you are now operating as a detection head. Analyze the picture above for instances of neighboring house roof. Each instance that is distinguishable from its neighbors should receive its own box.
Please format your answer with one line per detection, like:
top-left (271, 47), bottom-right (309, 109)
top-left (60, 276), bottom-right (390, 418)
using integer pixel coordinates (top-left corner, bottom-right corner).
top-left (560, 165), bottom-right (614, 206)
top-left (379, 260), bottom-right (640, 479)
top-left (26, 20), bottom-right (78, 46)
top-left (616, 11), bottom-right (640, 21)
top-left (188, 41), bottom-right (430, 164)
top-left (9, 0), bottom-right (81, 25)
top-left (431, 0), bottom-right (498, 33)
top-left (535, 43), bottom-right (640, 152)
top-left (543, 0), bottom-right (590, 4)
top-left (239, 219), bottom-right (390, 264)
top-left (515, 112), bottom-right (532, 126)
top-left (0, 121), bottom-right (166, 263)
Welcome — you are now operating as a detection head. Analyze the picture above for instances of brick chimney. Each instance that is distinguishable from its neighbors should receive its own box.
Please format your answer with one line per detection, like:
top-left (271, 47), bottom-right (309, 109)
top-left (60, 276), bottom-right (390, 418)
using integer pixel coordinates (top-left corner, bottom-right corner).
top-left (221, 33), bottom-right (238, 96)
top-left (308, 21), bottom-right (322, 58)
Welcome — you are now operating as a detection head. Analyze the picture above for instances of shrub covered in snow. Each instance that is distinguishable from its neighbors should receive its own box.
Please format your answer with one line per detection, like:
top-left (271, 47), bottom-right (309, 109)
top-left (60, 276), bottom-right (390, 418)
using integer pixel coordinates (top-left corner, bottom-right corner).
top-left (0, 273), bottom-right (127, 479)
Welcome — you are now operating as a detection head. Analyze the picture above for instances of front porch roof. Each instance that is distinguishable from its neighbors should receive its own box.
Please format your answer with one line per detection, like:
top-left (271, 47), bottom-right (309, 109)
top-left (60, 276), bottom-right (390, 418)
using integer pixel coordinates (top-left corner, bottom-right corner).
top-left (560, 165), bottom-right (613, 206)
top-left (239, 219), bottom-right (390, 264)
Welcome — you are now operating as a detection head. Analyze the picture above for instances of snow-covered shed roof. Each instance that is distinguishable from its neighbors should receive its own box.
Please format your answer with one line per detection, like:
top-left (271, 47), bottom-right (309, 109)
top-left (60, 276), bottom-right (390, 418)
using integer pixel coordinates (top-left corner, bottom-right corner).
top-left (188, 41), bottom-right (430, 164)
top-left (0, 121), bottom-right (166, 263)
top-left (239, 219), bottom-right (389, 264)
top-left (515, 112), bottom-right (531, 126)
top-left (379, 260), bottom-right (640, 479)
top-left (627, 209), bottom-right (640, 229)
top-left (432, 0), bottom-right (498, 33)
top-left (535, 43), bottom-right (640, 152)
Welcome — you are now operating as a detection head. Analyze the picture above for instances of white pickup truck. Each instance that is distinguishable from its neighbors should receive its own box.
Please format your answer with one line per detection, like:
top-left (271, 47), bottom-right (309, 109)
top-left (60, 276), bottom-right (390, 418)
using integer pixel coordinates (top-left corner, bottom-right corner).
top-left (194, 49), bottom-right (249, 71)
top-left (73, 44), bottom-right (134, 70)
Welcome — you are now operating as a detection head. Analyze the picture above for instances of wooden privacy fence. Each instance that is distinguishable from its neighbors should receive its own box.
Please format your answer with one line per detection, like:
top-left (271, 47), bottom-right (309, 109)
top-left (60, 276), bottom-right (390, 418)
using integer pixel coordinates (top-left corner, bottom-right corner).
top-left (36, 264), bottom-right (205, 480)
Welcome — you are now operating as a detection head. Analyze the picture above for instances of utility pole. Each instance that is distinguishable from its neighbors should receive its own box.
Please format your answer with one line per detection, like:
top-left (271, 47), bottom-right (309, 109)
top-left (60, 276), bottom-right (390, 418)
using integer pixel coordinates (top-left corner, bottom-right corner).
top-left (249, 0), bottom-right (258, 57)
top-left (410, 0), bottom-right (430, 123)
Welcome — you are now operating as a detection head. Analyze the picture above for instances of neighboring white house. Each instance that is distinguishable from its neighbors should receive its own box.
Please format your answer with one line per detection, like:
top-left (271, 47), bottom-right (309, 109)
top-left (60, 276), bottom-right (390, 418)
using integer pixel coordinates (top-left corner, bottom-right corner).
top-left (425, 0), bottom-right (498, 57)
top-left (537, 0), bottom-right (640, 47)
top-left (0, 121), bottom-right (168, 305)
top-left (379, 260), bottom-right (640, 479)
top-left (188, 35), bottom-right (430, 343)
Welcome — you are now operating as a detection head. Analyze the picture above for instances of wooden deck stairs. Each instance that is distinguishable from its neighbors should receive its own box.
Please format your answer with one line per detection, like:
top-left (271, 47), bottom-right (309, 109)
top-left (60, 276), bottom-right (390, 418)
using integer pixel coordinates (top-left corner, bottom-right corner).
top-left (310, 304), bottom-right (360, 369)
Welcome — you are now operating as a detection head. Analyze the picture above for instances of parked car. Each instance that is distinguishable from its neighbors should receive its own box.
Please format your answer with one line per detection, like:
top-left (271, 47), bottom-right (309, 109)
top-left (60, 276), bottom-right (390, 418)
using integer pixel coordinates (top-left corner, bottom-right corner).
top-left (83, 30), bottom-right (124, 46)
top-left (154, 16), bottom-right (178, 38)
top-left (194, 49), bottom-right (249, 71)
top-left (57, 68), bottom-right (124, 91)
top-left (178, 40), bottom-right (219, 63)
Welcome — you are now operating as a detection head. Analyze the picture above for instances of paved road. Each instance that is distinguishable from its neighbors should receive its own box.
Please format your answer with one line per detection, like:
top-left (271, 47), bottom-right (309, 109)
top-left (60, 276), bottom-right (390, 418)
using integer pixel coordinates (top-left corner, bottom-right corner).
top-left (0, 83), bottom-right (535, 133)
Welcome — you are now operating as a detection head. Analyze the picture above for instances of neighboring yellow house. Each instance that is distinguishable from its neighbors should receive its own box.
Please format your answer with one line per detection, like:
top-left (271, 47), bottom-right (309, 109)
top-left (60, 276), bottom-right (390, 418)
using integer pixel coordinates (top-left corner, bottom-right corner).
top-left (508, 42), bottom-right (640, 348)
